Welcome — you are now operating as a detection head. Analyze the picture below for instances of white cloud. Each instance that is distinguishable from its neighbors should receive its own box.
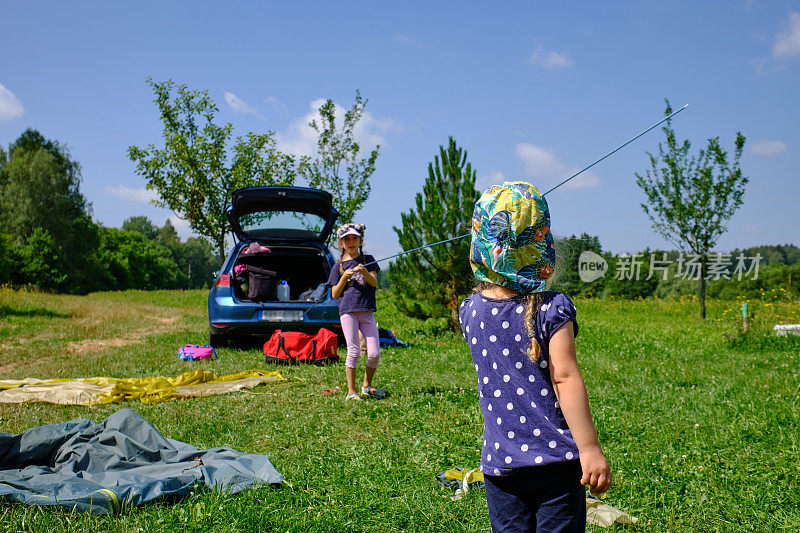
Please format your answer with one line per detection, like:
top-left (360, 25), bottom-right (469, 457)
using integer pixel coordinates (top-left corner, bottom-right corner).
top-left (476, 171), bottom-right (507, 192)
top-left (772, 12), bottom-right (800, 59)
top-left (278, 98), bottom-right (398, 158)
top-left (393, 34), bottom-right (422, 47)
top-left (278, 98), bottom-right (327, 156)
top-left (168, 215), bottom-right (197, 240)
top-left (224, 92), bottom-right (264, 120)
top-left (514, 142), bottom-right (598, 191)
top-left (0, 83), bottom-right (24, 120)
top-left (515, 144), bottom-right (564, 176)
top-left (264, 96), bottom-right (288, 113)
top-left (529, 46), bottom-right (574, 69)
top-left (751, 140), bottom-right (787, 155)
top-left (106, 185), bottom-right (158, 203)
top-left (559, 171), bottom-right (599, 191)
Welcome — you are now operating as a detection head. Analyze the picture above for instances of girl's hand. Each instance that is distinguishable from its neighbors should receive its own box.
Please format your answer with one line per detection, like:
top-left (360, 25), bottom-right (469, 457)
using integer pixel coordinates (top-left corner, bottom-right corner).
top-left (579, 446), bottom-right (611, 496)
top-left (342, 269), bottom-right (355, 281)
top-left (354, 264), bottom-right (368, 275)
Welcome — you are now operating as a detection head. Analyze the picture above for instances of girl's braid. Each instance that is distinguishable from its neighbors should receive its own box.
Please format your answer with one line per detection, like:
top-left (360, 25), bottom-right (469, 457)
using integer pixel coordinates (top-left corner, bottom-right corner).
top-left (524, 292), bottom-right (543, 362)
top-left (472, 282), bottom-right (543, 362)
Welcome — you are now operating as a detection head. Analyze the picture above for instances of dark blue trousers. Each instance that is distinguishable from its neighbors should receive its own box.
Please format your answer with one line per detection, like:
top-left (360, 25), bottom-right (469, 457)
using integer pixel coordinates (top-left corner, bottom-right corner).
top-left (484, 460), bottom-right (586, 533)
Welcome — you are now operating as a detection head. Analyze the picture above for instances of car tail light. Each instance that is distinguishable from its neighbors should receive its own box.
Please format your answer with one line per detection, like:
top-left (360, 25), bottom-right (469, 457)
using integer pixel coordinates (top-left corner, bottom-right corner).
top-left (215, 274), bottom-right (231, 288)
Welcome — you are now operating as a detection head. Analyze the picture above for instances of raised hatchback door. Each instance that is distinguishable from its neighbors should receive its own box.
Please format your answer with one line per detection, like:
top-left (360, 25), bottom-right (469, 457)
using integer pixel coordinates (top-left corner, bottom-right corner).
top-left (227, 186), bottom-right (339, 244)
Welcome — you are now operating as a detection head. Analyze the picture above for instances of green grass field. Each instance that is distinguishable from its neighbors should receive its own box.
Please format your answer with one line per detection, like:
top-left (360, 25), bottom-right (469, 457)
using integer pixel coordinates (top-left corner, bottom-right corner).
top-left (1, 287), bottom-right (798, 532)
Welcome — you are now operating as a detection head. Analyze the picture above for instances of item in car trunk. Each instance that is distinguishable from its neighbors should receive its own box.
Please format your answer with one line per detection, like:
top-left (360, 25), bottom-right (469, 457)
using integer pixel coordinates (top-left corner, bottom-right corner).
top-left (245, 265), bottom-right (277, 301)
top-left (277, 280), bottom-right (290, 301)
top-left (300, 283), bottom-right (327, 302)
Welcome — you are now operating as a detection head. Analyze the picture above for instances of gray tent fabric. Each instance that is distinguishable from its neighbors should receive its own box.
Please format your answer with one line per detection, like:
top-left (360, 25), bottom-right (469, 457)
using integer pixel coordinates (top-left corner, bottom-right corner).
top-left (0, 409), bottom-right (283, 514)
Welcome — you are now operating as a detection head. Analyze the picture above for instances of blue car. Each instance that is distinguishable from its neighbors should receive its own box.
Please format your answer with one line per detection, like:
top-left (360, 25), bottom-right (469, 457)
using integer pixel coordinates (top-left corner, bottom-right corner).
top-left (208, 186), bottom-right (341, 347)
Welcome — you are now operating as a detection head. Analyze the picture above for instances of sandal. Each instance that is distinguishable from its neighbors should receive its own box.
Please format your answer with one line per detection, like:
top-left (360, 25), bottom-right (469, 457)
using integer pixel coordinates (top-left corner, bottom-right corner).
top-left (361, 385), bottom-right (378, 395)
top-left (345, 393), bottom-right (362, 401)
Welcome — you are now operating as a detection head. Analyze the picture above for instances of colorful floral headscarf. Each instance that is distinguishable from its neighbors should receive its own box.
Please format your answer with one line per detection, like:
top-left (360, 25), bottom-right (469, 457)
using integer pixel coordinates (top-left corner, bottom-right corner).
top-left (470, 181), bottom-right (555, 293)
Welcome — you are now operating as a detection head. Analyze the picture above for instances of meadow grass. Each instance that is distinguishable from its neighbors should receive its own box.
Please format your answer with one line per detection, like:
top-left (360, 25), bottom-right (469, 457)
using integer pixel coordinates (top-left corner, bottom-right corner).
top-left (0, 287), bottom-right (798, 532)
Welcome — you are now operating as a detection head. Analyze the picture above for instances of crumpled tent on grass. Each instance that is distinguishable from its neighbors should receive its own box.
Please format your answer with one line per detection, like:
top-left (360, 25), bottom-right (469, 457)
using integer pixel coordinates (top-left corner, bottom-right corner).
top-left (0, 368), bottom-right (283, 405)
top-left (0, 409), bottom-right (283, 514)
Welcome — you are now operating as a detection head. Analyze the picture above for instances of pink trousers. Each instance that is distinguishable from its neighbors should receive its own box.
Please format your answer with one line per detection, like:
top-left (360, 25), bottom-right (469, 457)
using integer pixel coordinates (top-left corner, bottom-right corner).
top-left (340, 311), bottom-right (380, 369)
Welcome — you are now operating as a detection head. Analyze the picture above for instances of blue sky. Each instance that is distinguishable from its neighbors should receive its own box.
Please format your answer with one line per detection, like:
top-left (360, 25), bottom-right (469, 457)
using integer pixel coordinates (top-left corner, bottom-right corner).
top-left (1, 1), bottom-right (798, 261)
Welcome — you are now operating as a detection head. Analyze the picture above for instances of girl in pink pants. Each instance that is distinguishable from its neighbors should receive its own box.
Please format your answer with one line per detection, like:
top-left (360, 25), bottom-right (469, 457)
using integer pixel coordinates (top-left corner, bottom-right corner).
top-left (327, 223), bottom-right (382, 401)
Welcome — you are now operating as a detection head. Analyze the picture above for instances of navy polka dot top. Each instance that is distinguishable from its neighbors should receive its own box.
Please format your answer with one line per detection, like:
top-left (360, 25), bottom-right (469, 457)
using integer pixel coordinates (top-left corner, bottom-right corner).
top-left (459, 291), bottom-right (580, 476)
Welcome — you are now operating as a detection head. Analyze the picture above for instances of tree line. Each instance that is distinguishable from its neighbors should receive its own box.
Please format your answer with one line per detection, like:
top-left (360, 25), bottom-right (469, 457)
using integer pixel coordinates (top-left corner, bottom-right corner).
top-left (382, 235), bottom-right (799, 312)
top-left (0, 78), bottom-right (382, 293)
top-left (542, 236), bottom-right (800, 301)
top-left (0, 129), bottom-right (217, 293)
top-left (3, 89), bottom-right (770, 330)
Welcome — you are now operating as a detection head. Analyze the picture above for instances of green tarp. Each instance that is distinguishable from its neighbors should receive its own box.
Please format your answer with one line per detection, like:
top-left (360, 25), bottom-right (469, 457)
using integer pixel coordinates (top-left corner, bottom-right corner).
top-left (0, 409), bottom-right (282, 514)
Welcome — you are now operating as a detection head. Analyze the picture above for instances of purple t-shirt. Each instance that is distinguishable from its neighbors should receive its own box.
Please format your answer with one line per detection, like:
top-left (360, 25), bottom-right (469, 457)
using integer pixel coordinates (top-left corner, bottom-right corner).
top-left (327, 255), bottom-right (380, 315)
top-left (459, 291), bottom-right (580, 476)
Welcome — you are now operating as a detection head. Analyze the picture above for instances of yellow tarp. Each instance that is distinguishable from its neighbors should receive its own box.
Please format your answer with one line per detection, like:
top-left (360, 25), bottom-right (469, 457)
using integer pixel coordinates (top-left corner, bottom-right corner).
top-left (0, 369), bottom-right (284, 406)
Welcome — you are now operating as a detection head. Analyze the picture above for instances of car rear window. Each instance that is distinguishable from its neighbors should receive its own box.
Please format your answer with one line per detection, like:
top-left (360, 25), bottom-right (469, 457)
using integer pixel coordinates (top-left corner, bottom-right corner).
top-left (238, 210), bottom-right (327, 240)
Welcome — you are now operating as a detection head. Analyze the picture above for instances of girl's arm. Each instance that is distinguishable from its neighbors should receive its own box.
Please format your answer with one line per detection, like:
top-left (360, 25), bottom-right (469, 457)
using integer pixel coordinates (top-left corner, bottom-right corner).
top-left (548, 321), bottom-right (611, 495)
top-left (355, 264), bottom-right (377, 287)
top-left (331, 270), bottom-right (354, 299)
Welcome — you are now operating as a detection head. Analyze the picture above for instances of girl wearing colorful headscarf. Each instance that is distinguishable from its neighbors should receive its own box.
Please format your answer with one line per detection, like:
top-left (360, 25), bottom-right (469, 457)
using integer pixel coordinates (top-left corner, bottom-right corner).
top-left (459, 181), bottom-right (610, 532)
top-left (327, 223), bottom-right (382, 401)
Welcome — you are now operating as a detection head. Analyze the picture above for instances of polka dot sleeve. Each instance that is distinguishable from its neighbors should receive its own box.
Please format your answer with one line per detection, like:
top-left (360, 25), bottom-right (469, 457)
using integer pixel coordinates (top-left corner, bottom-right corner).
top-left (540, 292), bottom-right (578, 342)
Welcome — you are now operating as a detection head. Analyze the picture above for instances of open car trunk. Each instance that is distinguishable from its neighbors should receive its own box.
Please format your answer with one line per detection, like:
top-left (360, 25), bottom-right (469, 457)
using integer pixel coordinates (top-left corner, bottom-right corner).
top-left (232, 245), bottom-right (329, 303)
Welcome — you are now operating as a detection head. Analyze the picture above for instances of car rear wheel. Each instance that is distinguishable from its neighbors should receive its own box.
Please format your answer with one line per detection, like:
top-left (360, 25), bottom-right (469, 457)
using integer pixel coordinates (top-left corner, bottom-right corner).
top-left (209, 329), bottom-right (228, 348)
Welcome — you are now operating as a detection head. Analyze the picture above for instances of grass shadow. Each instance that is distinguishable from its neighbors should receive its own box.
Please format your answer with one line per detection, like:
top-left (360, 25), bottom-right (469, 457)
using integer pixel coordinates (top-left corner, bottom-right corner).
top-left (225, 335), bottom-right (268, 351)
top-left (0, 305), bottom-right (71, 320)
top-left (413, 385), bottom-right (456, 396)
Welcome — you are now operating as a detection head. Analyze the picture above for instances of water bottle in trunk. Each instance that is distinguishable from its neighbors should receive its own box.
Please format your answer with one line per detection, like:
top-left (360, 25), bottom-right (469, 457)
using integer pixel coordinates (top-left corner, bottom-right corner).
top-left (277, 280), bottom-right (290, 301)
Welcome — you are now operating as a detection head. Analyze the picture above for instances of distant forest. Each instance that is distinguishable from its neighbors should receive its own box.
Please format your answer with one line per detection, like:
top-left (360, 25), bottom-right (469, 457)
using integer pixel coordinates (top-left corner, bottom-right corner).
top-left (553, 236), bottom-right (799, 301)
top-left (0, 129), bottom-right (217, 293)
top-left (2, 128), bottom-right (797, 299)
top-left (0, 213), bottom-right (218, 293)
top-left (377, 239), bottom-right (800, 301)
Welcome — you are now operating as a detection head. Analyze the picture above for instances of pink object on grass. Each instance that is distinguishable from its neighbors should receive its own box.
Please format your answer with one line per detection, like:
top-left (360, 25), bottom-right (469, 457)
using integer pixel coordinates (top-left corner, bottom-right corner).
top-left (178, 345), bottom-right (218, 360)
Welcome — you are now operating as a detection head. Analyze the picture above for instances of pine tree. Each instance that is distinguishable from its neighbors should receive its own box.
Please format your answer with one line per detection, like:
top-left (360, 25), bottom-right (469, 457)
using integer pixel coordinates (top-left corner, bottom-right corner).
top-left (390, 137), bottom-right (479, 330)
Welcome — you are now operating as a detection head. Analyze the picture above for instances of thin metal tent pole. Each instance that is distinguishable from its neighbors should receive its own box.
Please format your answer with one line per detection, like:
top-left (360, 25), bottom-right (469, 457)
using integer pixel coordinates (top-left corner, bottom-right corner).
top-left (303, 104), bottom-right (690, 316)
top-left (541, 103), bottom-right (689, 196)
top-left (361, 103), bottom-right (690, 269)
top-left (361, 233), bottom-right (470, 269)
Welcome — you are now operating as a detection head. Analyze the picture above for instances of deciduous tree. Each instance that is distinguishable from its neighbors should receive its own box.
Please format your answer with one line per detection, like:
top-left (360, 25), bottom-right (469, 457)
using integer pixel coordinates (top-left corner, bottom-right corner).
top-left (0, 129), bottom-right (101, 292)
top-left (635, 99), bottom-right (747, 318)
top-left (301, 91), bottom-right (380, 226)
top-left (111, 216), bottom-right (217, 289)
top-left (122, 216), bottom-right (159, 240)
top-left (552, 233), bottom-right (605, 297)
top-left (128, 78), bottom-right (300, 259)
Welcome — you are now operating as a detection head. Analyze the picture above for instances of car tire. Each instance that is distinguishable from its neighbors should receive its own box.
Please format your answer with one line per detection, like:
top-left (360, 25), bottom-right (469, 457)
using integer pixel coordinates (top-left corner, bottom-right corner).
top-left (209, 329), bottom-right (228, 348)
